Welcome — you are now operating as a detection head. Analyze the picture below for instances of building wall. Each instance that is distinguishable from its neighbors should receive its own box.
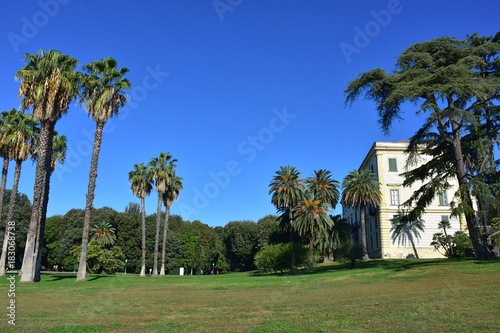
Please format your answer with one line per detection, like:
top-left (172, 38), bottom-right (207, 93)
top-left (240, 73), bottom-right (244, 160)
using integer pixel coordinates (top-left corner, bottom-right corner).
top-left (343, 141), bottom-right (466, 259)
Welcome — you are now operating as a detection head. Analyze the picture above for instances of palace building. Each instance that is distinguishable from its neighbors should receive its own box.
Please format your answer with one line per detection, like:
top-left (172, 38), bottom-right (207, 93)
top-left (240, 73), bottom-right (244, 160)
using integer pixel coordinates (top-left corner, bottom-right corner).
top-left (342, 141), bottom-right (466, 259)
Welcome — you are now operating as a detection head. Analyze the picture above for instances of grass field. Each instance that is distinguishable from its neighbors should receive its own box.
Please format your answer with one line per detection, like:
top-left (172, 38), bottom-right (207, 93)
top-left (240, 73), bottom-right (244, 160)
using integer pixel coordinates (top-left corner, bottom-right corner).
top-left (1, 259), bottom-right (499, 332)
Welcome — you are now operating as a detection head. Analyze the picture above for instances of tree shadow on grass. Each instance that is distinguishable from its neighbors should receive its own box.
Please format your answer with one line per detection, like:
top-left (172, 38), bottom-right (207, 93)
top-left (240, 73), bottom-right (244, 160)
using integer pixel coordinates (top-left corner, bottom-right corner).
top-left (472, 257), bottom-right (500, 264)
top-left (309, 257), bottom-right (500, 274)
top-left (253, 258), bottom-right (486, 276)
top-left (41, 272), bottom-right (112, 282)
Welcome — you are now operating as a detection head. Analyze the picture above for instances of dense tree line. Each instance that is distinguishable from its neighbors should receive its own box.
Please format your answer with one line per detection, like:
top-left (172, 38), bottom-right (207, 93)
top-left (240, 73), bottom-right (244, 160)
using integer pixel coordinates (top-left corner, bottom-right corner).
top-left (0, 197), bottom-right (290, 275)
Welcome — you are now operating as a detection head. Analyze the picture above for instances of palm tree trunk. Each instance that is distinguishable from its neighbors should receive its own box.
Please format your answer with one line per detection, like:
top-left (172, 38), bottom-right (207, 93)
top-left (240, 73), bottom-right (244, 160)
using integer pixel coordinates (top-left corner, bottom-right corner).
top-left (309, 226), bottom-right (314, 251)
top-left (160, 205), bottom-right (171, 276)
top-left (20, 120), bottom-right (54, 283)
top-left (0, 158), bottom-right (11, 276)
top-left (360, 205), bottom-right (369, 260)
top-left (288, 208), bottom-right (294, 243)
top-left (34, 166), bottom-right (51, 282)
top-left (140, 197), bottom-right (147, 277)
top-left (6, 161), bottom-right (23, 264)
top-left (153, 193), bottom-right (162, 276)
top-left (33, 213), bottom-right (41, 280)
top-left (77, 121), bottom-right (105, 282)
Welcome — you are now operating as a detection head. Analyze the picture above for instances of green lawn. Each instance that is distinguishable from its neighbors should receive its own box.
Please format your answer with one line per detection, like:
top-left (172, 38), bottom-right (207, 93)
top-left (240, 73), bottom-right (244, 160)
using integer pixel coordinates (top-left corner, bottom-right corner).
top-left (1, 259), bottom-right (499, 332)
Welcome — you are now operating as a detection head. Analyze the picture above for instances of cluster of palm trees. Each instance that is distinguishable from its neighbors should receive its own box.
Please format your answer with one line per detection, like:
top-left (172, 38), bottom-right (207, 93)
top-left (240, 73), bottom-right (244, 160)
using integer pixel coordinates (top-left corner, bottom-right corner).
top-left (1, 49), bottom-right (131, 283)
top-left (128, 152), bottom-right (182, 277)
top-left (269, 166), bottom-right (381, 260)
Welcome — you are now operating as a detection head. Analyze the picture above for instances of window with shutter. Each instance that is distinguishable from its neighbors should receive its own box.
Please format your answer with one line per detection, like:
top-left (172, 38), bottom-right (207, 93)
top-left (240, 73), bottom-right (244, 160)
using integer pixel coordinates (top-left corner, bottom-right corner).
top-left (389, 158), bottom-right (397, 171)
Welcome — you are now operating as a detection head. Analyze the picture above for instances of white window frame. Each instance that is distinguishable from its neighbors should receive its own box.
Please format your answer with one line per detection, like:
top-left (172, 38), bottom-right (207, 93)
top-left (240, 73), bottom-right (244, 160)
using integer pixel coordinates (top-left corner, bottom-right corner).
top-left (390, 189), bottom-right (400, 206)
top-left (439, 190), bottom-right (448, 206)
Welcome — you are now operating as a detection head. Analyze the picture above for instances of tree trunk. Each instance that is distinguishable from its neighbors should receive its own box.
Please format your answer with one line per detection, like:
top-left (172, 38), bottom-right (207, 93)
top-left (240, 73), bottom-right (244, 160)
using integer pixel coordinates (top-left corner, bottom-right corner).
top-left (360, 205), bottom-right (369, 260)
top-left (152, 192), bottom-right (162, 276)
top-left (160, 205), bottom-right (171, 276)
top-left (288, 208), bottom-right (294, 243)
top-left (475, 192), bottom-right (489, 232)
top-left (8, 161), bottom-right (23, 257)
top-left (34, 164), bottom-right (52, 282)
top-left (450, 121), bottom-right (493, 260)
top-left (77, 121), bottom-right (105, 281)
top-left (140, 197), bottom-right (147, 277)
top-left (0, 158), bottom-right (11, 276)
top-left (20, 120), bottom-right (54, 283)
top-left (309, 226), bottom-right (314, 251)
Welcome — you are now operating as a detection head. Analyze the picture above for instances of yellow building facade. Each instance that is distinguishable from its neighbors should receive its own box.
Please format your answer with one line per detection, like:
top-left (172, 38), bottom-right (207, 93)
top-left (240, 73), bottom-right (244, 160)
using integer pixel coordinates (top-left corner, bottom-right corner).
top-left (342, 141), bottom-right (467, 259)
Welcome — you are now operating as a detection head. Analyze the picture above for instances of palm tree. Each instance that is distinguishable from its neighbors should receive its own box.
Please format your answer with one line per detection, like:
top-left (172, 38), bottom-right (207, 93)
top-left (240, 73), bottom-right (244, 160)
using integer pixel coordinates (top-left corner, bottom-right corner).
top-left (129, 163), bottom-right (152, 277)
top-left (0, 110), bottom-right (38, 277)
top-left (0, 111), bottom-right (15, 277)
top-left (90, 221), bottom-right (117, 246)
top-left (305, 169), bottom-right (340, 207)
top-left (77, 57), bottom-right (130, 282)
top-left (147, 152), bottom-right (177, 276)
top-left (160, 175), bottom-right (182, 275)
top-left (315, 215), bottom-right (352, 261)
top-left (16, 49), bottom-right (79, 282)
top-left (0, 111), bottom-right (14, 231)
top-left (269, 166), bottom-right (304, 243)
top-left (341, 169), bottom-right (381, 260)
top-left (293, 192), bottom-right (333, 250)
top-left (33, 131), bottom-right (67, 282)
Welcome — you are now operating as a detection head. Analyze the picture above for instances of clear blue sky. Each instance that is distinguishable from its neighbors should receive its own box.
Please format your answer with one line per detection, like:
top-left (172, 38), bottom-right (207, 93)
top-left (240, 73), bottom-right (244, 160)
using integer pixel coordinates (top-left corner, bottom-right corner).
top-left (0, 1), bottom-right (498, 227)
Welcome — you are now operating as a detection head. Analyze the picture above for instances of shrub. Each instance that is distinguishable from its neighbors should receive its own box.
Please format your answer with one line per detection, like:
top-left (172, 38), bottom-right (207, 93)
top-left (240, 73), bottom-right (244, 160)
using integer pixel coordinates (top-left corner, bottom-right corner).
top-left (254, 243), bottom-right (313, 273)
top-left (70, 240), bottom-right (125, 274)
top-left (334, 239), bottom-right (364, 268)
top-left (431, 231), bottom-right (471, 258)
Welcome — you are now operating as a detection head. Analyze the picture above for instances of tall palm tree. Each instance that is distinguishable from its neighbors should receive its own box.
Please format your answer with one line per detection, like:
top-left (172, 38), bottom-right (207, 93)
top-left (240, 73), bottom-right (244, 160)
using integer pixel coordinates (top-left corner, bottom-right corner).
top-left (160, 175), bottom-right (182, 275)
top-left (0, 111), bottom-right (14, 232)
top-left (16, 49), bottom-right (79, 282)
top-left (269, 166), bottom-right (304, 243)
top-left (306, 169), bottom-right (340, 207)
top-left (0, 111), bottom-right (15, 277)
top-left (129, 163), bottom-right (152, 277)
top-left (341, 169), bottom-right (381, 260)
top-left (0, 110), bottom-right (38, 276)
top-left (293, 192), bottom-right (333, 250)
top-left (33, 131), bottom-right (67, 282)
top-left (147, 152), bottom-right (177, 276)
top-left (77, 57), bottom-right (130, 282)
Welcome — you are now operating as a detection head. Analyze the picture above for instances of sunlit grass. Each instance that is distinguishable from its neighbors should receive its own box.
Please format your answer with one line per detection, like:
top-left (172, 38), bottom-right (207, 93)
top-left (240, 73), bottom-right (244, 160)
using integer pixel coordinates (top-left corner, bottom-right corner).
top-left (1, 259), bottom-right (499, 332)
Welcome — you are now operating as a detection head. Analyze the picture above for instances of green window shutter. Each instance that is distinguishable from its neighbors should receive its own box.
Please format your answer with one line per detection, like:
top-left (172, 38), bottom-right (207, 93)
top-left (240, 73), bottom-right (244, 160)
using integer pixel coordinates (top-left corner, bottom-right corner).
top-left (389, 158), bottom-right (397, 171)
top-left (441, 215), bottom-right (449, 222)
